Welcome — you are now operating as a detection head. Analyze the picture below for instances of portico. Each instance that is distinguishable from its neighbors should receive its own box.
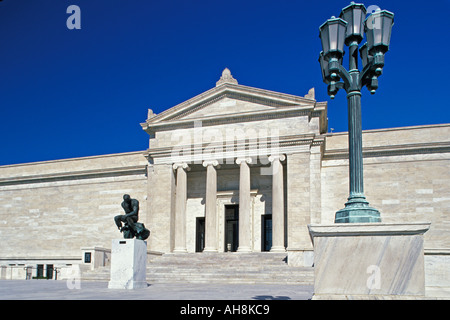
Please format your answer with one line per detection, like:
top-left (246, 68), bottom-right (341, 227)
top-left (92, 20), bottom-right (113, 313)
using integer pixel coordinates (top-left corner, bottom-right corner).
top-left (171, 156), bottom-right (287, 254)
top-left (141, 69), bottom-right (327, 258)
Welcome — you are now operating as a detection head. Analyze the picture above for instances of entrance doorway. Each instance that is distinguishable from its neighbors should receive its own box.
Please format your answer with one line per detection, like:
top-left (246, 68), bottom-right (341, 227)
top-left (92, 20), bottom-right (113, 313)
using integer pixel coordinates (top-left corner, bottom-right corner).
top-left (196, 217), bottom-right (205, 252)
top-left (262, 215), bottom-right (272, 251)
top-left (224, 205), bottom-right (239, 252)
top-left (46, 264), bottom-right (54, 280)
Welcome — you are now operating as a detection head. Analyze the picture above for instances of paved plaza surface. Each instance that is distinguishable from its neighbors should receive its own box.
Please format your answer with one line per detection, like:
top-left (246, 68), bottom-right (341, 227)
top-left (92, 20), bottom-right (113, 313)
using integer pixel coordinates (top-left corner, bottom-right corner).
top-left (0, 280), bottom-right (314, 300)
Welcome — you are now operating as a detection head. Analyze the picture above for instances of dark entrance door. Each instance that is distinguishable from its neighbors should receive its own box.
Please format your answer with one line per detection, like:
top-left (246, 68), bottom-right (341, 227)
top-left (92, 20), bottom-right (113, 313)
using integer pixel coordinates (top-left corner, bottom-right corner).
top-left (225, 205), bottom-right (239, 252)
top-left (36, 264), bottom-right (44, 278)
top-left (46, 264), bottom-right (54, 279)
top-left (262, 215), bottom-right (273, 251)
top-left (196, 217), bottom-right (205, 252)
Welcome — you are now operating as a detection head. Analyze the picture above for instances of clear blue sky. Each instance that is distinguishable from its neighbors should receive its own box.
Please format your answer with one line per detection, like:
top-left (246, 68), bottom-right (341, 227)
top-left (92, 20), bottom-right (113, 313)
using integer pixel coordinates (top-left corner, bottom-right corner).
top-left (0, 0), bottom-right (449, 166)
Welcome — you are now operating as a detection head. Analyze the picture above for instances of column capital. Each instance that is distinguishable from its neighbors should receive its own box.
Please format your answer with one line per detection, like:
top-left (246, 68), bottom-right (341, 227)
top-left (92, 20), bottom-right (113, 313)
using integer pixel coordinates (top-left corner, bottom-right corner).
top-left (202, 160), bottom-right (220, 167)
top-left (268, 154), bottom-right (286, 163)
top-left (173, 162), bottom-right (191, 171)
top-left (236, 157), bottom-right (252, 165)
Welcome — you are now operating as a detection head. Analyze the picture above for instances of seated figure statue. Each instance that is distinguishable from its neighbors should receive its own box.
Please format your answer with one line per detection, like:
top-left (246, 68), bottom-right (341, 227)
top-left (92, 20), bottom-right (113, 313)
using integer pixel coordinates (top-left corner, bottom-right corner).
top-left (114, 194), bottom-right (150, 240)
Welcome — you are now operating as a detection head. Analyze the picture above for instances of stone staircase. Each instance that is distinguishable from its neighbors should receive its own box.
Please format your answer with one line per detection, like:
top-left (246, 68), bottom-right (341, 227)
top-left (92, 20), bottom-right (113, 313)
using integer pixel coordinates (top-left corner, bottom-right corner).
top-left (81, 252), bottom-right (314, 285)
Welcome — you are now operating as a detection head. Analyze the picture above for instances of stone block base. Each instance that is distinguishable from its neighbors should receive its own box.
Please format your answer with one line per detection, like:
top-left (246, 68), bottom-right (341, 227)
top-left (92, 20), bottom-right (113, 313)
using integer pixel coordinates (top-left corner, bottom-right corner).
top-left (308, 222), bottom-right (430, 298)
top-left (287, 250), bottom-right (314, 267)
top-left (108, 239), bottom-right (147, 289)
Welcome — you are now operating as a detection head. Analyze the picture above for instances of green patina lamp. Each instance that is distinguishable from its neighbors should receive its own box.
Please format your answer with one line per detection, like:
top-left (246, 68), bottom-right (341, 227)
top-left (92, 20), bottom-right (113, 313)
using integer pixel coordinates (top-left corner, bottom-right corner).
top-left (365, 9), bottom-right (395, 54)
top-left (319, 16), bottom-right (347, 59)
top-left (340, 2), bottom-right (366, 44)
top-left (318, 2), bottom-right (394, 223)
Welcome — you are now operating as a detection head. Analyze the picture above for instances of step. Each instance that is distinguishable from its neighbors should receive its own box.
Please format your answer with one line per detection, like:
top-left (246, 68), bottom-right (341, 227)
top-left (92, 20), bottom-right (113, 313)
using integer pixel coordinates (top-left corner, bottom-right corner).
top-left (81, 252), bottom-right (314, 285)
top-left (81, 272), bottom-right (314, 285)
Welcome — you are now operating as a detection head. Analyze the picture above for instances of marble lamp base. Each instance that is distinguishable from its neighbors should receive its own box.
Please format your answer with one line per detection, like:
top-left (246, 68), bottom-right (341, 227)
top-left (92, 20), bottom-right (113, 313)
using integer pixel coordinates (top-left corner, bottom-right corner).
top-left (308, 222), bottom-right (430, 299)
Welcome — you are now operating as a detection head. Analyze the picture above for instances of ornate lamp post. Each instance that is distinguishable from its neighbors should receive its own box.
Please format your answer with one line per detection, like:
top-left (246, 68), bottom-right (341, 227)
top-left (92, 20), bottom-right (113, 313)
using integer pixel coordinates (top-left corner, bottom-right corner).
top-left (319, 2), bottom-right (394, 223)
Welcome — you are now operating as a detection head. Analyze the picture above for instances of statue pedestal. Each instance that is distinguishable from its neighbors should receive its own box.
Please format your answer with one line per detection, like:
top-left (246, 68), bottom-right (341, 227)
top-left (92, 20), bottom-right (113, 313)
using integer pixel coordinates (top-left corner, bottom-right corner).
top-left (108, 239), bottom-right (147, 289)
top-left (308, 222), bottom-right (430, 299)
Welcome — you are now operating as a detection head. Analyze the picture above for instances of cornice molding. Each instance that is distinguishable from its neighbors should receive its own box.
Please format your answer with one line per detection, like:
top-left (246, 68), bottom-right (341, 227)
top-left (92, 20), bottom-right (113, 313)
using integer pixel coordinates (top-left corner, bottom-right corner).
top-left (142, 106), bottom-right (320, 134)
top-left (0, 150), bottom-right (147, 169)
top-left (0, 165), bottom-right (148, 187)
top-left (323, 141), bottom-right (450, 160)
top-left (146, 134), bottom-right (325, 163)
top-left (328, 123), bottom-right (450, 136)
top-left (146, 134), bottom-right (323, 159)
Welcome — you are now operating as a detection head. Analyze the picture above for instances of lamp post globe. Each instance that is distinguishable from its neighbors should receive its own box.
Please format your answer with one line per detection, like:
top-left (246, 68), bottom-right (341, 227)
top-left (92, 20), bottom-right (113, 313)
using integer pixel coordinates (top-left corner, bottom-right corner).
top-left (319, 17), bottom-right (348, 59)
top-left (340, 2), bottom-right (367, 45)
top-left (365, 9), bottom-right (395, 54)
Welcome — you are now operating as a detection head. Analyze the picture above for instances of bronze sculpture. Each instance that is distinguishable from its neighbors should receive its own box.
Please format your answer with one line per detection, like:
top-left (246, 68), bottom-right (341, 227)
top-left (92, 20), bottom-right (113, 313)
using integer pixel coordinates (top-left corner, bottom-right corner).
top-left (114, 194), bottom-right (150, 240)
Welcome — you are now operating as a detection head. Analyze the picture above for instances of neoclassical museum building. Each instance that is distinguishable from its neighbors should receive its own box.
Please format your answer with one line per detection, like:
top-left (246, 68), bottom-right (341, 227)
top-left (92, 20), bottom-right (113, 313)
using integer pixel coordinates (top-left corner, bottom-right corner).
top-left (0, 69), bottom-right (449, 294)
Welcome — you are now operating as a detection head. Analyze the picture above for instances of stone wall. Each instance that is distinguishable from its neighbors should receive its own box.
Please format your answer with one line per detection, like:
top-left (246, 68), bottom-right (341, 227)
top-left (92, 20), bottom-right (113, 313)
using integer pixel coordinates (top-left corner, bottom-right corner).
top-left (146, 163), bottom-right (175, 253)
top-left (0, 151), bottom-right (148, 260)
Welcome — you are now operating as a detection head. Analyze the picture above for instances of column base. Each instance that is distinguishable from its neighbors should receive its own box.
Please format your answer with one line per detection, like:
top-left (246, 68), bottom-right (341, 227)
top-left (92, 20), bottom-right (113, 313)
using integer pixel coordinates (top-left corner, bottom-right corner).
top-left (173, 248), bottom-right (188, 253)
top-left (270, 246), bottom-right (286, 253)
top-left (203, 248), bottom-right (218, 253)
top-left (335, 195), bottom-right (381, 223)
top-left (237, 246), bottom-right (252, 253)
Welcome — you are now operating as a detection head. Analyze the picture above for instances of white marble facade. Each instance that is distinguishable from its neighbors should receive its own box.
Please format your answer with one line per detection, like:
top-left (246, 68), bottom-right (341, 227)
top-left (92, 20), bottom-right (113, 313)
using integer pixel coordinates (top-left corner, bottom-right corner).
top-left (141, 68), bottom-right (327, 256)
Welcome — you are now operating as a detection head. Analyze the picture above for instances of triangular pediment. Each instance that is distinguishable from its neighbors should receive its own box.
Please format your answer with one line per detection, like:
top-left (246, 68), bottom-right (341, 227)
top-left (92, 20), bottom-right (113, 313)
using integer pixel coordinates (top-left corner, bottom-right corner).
top-left (141, 69), bottom-right (327, 134)
top-left (144, 83), bottom-right (315, 123)
top-left (176, 96), bottom-right (279, 120)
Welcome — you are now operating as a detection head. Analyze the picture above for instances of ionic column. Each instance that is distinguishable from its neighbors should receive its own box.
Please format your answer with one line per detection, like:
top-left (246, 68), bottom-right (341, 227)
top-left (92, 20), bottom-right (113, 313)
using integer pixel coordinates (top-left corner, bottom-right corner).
top-left (202, 160), bottom-right (219, 252)
top-left (173, 162), bottom-right (190, 253)
top-left (269, 154), bottom-right (286, 252)
top-left (236, 157), bottom-right (252, 253)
